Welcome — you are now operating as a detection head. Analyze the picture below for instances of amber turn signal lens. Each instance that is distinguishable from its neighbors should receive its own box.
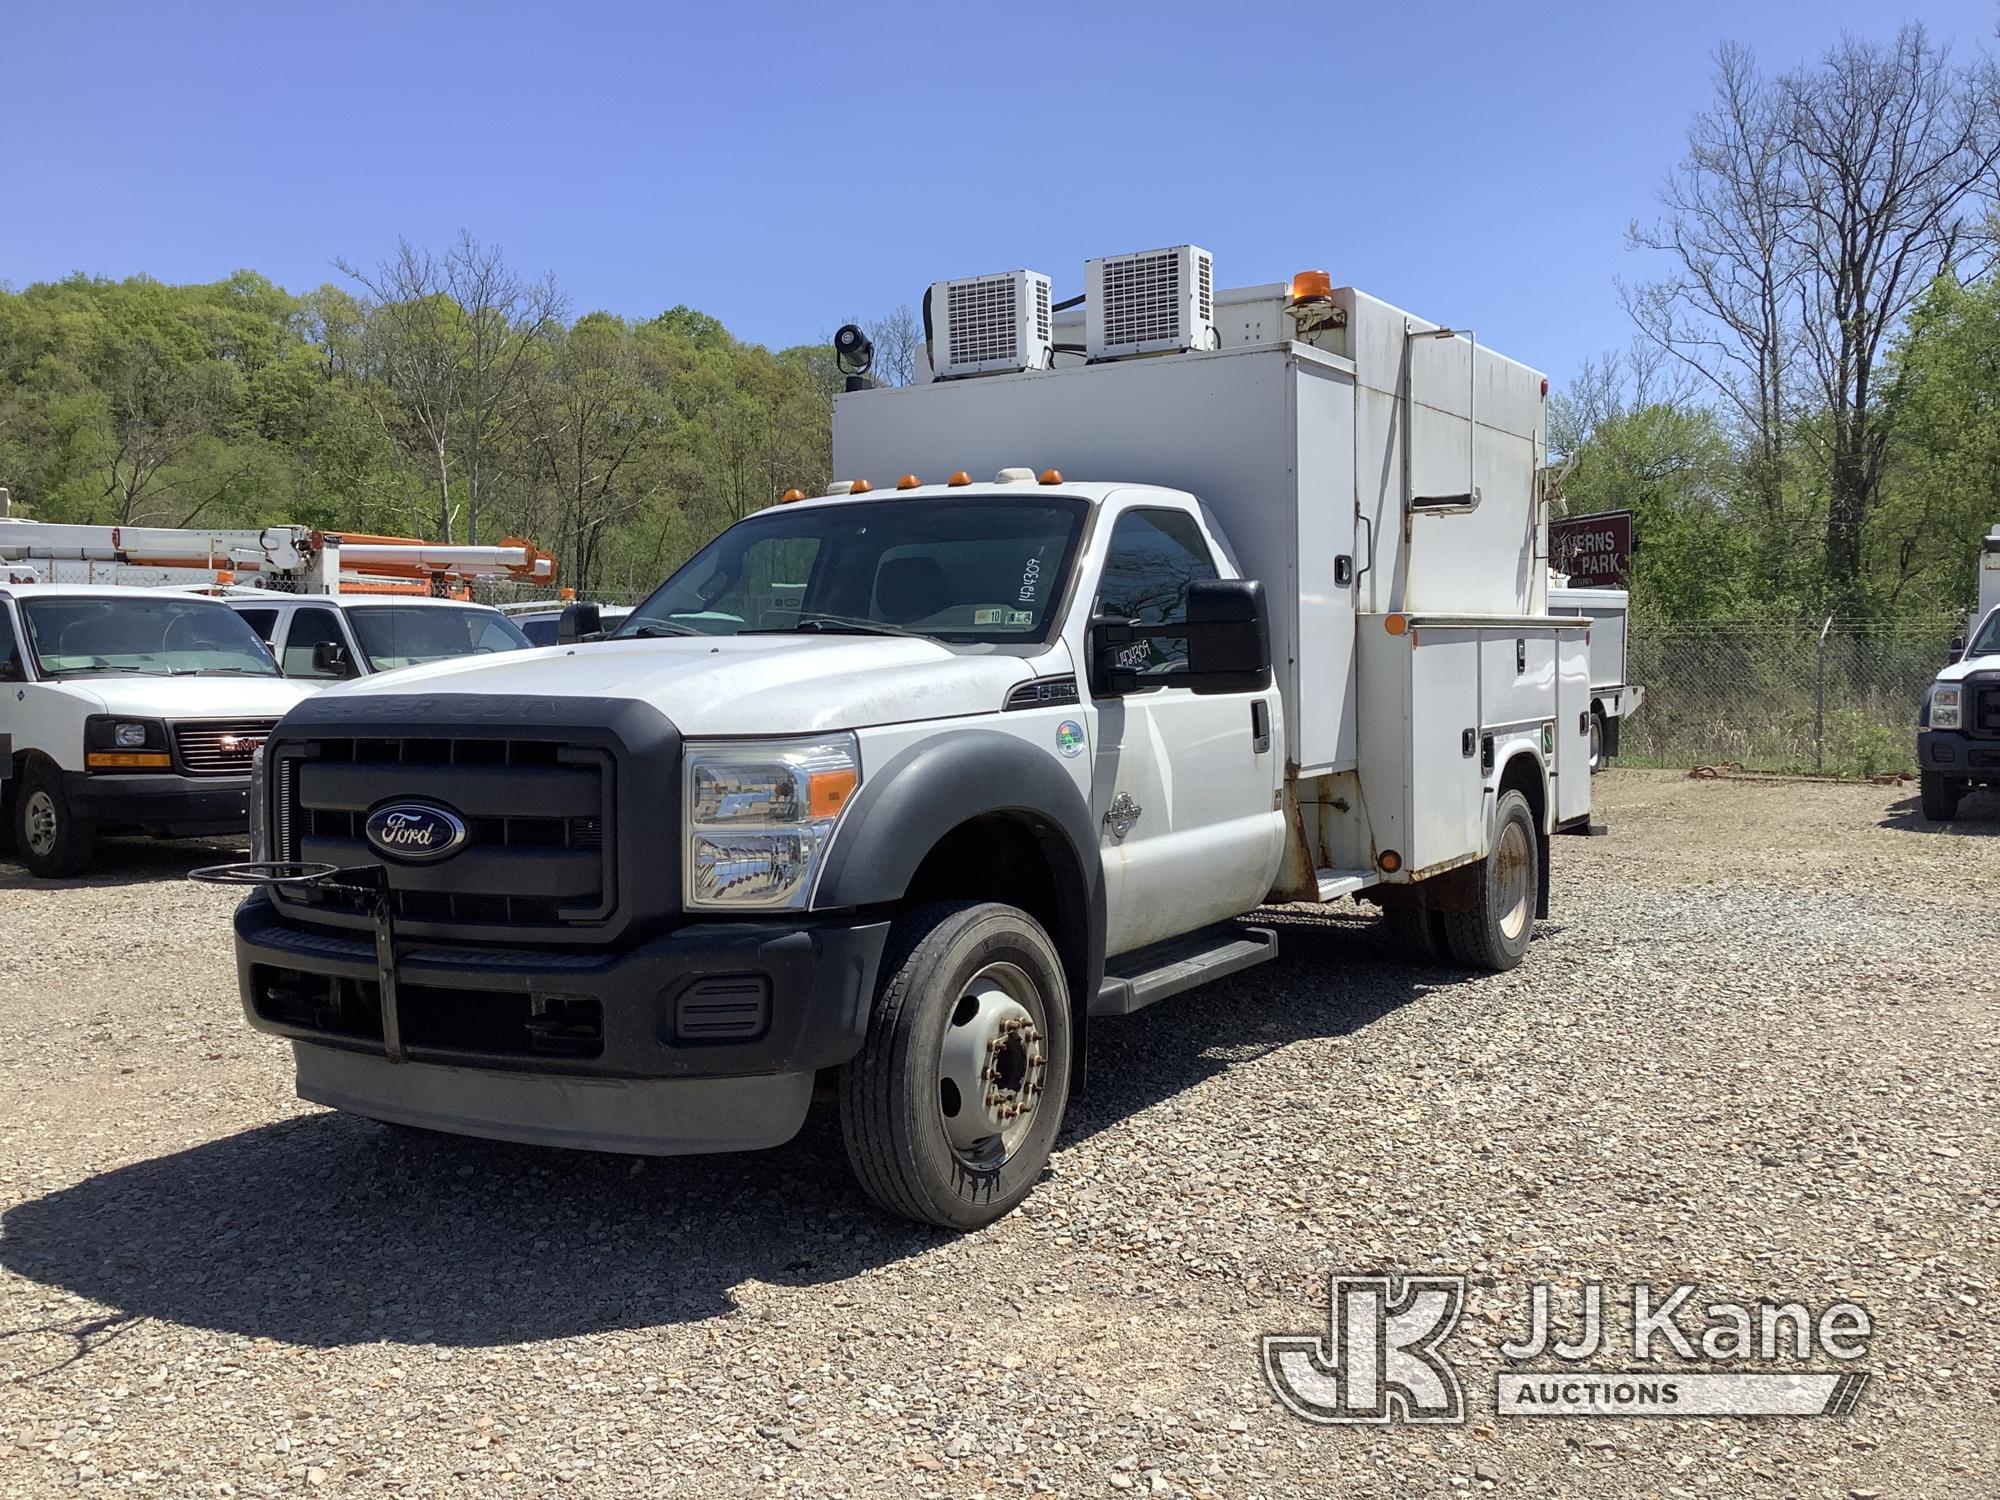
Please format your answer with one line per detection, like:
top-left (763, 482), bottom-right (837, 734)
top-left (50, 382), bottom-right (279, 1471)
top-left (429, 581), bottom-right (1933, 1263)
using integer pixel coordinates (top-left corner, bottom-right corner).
top-left (1289, 269), bottom-right (1333, 303)
top-left (1383, 613), bottom-right (1409, 636)
top-left (947, 471), bottom-right (972, 487)
top-left (86, 751), bottom-right (172, 770)
top-left (809, 768), bottom-right (859, 819)
top-left (897, 474), bottom-right (921, 490)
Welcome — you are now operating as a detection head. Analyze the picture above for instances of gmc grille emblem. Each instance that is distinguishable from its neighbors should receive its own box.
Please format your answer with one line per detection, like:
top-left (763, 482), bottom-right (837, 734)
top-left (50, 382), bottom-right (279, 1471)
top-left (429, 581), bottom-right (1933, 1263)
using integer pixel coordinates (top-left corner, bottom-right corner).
top-left (363, 802), bottom-right (469, 863)
top-left (219, 734), bottom-right (266, 754)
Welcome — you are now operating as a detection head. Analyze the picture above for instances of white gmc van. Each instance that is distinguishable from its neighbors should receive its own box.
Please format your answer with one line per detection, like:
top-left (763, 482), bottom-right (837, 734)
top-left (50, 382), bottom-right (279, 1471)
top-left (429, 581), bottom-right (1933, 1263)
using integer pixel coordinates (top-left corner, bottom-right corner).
top-left (1, 584), bottom-right (313, 875)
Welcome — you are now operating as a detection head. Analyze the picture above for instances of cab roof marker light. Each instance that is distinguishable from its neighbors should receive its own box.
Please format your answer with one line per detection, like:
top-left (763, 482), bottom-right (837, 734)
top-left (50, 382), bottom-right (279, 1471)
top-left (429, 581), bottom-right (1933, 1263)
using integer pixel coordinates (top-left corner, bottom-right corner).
top-left (847, 479), bottom-right (873, 495)
top-left (995, 467), bottom-right (1036, 485)
top-left (896, 474), bottom-right (922, 490)
top-left (1039, 469), bottom-right (1064, 485)
top-left (825, 481), bottom-right (855, 496)
top-left (947, 471), bottom-right (973, 487)
top-left (779, 488), bottom-right (807, 504)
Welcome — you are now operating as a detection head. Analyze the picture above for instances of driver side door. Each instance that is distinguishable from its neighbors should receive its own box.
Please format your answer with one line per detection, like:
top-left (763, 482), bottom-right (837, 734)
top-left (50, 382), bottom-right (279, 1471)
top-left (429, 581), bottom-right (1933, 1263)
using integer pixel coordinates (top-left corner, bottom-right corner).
top-left (1087, 507), bottom-right (1286, 956)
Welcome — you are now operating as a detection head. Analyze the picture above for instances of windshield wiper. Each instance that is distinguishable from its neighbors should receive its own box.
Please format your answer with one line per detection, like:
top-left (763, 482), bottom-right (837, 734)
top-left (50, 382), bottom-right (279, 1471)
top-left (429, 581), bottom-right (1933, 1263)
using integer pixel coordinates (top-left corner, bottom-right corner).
top-left (195, 667), bottom-right (278, 676)
top-left (745, 614), bottom-right (915, 638)
top-left (625, 622), bottom-right (701, 639)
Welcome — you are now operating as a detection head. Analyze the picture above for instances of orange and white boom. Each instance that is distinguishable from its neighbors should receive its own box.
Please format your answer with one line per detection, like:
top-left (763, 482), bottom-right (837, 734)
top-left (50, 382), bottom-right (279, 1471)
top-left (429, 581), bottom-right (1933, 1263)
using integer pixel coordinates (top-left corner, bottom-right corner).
top-left (0, 519), bottom-right (556, 593)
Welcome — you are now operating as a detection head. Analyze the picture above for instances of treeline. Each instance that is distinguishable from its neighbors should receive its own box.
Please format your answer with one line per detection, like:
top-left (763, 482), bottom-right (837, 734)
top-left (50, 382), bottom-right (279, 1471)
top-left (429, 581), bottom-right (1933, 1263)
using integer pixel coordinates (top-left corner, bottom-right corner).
top-left (0, 233), bottom-right (902, 598)
top-left (1554, 23), bottom-right (2000, 626)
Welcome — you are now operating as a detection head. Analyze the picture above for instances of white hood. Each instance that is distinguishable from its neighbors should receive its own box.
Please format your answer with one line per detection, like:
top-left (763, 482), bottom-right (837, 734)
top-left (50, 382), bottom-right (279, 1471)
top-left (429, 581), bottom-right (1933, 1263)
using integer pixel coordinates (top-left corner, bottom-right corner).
top-left (317, 635), bottom-right (1051, 735)
top-left (39, 675), bottom-right (316, 718)
top-left (1934, 651), bottom-right (2000, 686)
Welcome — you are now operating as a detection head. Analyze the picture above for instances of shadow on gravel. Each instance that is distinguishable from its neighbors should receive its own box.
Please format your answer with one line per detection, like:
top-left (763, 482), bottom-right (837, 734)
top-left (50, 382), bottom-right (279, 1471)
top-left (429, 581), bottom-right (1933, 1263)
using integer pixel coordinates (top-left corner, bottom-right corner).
top-left (1879, 789), bottom-right (2000, 835)
top-left (0, 909), bottom-right (1444, 1352)
top-left (0, 836), bottom-right (248, 891)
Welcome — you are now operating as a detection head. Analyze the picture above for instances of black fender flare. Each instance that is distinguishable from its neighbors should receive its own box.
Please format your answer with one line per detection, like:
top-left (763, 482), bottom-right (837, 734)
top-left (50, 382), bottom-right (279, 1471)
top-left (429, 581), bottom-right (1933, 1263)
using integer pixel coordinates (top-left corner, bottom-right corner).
top-left (814, 729), bottom-right (1106, 1057)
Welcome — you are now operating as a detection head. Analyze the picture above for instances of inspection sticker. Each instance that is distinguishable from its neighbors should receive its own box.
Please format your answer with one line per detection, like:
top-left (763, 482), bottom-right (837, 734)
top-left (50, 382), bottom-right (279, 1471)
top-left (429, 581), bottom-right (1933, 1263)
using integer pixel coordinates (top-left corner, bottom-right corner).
top-left (1055, 720), bottom-right (1086, 758)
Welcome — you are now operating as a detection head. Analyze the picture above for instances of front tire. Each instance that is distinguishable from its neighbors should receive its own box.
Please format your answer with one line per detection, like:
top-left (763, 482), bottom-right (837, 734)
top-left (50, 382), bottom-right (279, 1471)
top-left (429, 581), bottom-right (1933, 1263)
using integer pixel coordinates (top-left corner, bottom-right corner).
top-left (839, 901), bottom-right (1072, 1231)
top-left (1441, 789), bottom-right (1538, 972)
top-left (1919, 768), bottom-right (1962, 823)
top-left (14, 761), bottom-right (96, 878)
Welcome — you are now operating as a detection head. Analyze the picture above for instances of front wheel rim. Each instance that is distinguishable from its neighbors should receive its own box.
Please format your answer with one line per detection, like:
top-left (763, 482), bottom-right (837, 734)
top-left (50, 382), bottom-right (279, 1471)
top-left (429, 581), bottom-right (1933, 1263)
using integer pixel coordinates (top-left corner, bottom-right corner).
top-left (936, 961), bottom-right (1049, 1172)
top-left (23, 790), bottom-right (58, 857)
top-left (1496, 819), bottom-right (1533, 943)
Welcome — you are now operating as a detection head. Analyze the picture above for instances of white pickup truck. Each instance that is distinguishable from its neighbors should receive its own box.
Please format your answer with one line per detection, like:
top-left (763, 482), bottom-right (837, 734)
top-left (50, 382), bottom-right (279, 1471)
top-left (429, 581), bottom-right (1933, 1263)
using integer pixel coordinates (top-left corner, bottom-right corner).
top-left (2, 584), bottom-right (312, 875)
top-left (227, 251), bottom-right (1597, 1228)
top-left (1548, 584), bottom-right (1644, 771)
top-left (1917, 524), bottom-right (2000, 819)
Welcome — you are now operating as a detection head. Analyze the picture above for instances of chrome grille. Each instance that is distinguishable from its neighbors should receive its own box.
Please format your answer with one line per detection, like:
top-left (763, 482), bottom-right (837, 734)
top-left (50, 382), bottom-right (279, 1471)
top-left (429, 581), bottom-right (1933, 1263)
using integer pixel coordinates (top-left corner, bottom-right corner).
top-left (173, 719), bottom-right (278, 776)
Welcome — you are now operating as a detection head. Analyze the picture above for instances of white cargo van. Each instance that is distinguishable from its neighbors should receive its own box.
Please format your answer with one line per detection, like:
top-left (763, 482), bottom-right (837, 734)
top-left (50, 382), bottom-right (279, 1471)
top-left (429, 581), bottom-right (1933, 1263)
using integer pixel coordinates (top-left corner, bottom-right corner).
top-left (223, 251), bottom-right (1597, 1229)
top-left (224, 594), bottom-right (532, 682)
top-left (2, 584), bottom-right (312, 876)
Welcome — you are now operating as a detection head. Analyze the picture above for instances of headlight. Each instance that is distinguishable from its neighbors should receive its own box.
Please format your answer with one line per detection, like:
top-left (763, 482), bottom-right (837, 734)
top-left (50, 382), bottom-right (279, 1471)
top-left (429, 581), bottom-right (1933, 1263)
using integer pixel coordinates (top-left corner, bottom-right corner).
top-left (1930, 685), bottom-right (1963, 730)
top-left (684, 736), bottom-right (860, 910)
top-left (114, 722), bottom-right (149, 749)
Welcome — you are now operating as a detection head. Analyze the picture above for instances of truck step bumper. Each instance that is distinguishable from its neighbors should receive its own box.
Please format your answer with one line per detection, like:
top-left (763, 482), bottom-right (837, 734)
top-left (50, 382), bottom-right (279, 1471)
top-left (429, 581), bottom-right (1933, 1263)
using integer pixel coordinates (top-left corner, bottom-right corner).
top-left (294, 1041), bottom-right (813, 1155)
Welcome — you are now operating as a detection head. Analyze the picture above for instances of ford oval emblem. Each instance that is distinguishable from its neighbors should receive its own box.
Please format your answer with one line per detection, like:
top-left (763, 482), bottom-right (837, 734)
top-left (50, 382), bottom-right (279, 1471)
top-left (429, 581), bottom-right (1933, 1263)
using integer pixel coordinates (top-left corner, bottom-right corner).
top-left (364, 802), bottom-right (468, 863)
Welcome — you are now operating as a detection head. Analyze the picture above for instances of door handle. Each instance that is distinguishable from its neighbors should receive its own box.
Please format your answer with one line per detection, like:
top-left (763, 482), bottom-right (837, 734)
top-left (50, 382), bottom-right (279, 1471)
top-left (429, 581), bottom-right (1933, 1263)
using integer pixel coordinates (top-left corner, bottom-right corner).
top-left (1250, 700), bottom-right (1272, 754)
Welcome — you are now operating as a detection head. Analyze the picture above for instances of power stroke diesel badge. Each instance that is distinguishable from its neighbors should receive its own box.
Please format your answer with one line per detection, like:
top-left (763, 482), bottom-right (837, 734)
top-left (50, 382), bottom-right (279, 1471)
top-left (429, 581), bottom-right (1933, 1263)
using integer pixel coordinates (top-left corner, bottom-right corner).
top-left (364, 802), bottom-right (468, 862)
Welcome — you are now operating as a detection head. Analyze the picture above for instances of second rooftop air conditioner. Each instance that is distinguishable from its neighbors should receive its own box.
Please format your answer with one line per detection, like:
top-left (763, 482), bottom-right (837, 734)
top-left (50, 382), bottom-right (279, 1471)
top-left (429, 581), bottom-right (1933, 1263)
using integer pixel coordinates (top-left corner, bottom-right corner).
top-left (1085, 244), bottom-right (1216, 360)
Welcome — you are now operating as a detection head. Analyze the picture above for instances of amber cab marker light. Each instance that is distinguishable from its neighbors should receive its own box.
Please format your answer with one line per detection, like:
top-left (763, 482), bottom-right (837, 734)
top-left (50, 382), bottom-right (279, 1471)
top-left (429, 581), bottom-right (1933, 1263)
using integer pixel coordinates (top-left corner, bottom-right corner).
top-left (947, 471), bottom-right (973, 487)
top-left (847, 479), bottom-right (873, 495)
top-left (779, 488), bottom-right (807, 504)
top-left (1038, 468), bottom-right (1063, 486)
top-left (1289, 269), bottom-right (1333, 304)
top-left (1383, 613), bottom-right (1409, 636)
top-left (897, 474), bottom-right (921, 490)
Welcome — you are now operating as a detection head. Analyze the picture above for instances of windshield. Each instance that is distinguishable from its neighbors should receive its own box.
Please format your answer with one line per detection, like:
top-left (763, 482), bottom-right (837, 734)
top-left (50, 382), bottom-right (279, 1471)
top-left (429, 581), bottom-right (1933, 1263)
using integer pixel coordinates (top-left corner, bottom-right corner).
top-left (1968, 609), bottom-right (2000, 659)
top-left (617, 497), bottom-right (1088, 644)
top-left (350, 606), bottom-right (531, 671)
top-left (21, 595), bottom-right (280, 678)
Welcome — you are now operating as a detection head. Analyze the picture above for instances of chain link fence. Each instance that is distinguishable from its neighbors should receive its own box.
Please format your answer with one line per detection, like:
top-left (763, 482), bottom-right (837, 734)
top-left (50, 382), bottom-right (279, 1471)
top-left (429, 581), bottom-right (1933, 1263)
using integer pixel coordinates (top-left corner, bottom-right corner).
top-left (1621, 618), bottom-right (1961, 776)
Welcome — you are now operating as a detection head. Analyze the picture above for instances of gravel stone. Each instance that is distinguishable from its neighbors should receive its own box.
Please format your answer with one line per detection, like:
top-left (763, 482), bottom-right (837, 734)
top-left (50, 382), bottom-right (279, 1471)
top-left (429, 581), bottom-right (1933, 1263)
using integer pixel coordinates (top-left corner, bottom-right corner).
top-left (1, 774), bottom-right (1996, 1496)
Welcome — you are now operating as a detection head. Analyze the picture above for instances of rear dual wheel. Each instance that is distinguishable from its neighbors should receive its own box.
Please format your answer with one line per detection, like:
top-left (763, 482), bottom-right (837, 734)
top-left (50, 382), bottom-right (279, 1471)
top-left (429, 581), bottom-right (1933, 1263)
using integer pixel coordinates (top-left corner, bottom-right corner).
top-left (1439, 789), bottom-right (1539, 972)
top-left (839, 902), bottom-right (1071, 1231)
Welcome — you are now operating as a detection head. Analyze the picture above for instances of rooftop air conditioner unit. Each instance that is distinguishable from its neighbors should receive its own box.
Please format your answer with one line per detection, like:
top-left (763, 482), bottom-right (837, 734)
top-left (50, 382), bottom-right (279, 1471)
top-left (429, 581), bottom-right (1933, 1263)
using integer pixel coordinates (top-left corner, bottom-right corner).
top-left (1085, 244), bottom-right (1216, 360)
top-left (927, 270), bottom-right (1053, 379)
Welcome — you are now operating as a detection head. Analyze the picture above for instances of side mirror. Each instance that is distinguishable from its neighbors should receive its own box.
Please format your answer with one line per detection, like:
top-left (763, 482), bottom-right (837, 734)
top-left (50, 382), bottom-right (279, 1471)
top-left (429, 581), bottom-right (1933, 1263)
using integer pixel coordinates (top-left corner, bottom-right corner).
top-left (558, 601), bottom-right (603, 645)
top-left (1088, 579), bottom-right (1273, 697)
top-left (1183, 578), bottom-right (1274, 695)
top-left (311, 640), bottom-right (355, 677)
top-left (1948, 635), bottom-right (1966, 664)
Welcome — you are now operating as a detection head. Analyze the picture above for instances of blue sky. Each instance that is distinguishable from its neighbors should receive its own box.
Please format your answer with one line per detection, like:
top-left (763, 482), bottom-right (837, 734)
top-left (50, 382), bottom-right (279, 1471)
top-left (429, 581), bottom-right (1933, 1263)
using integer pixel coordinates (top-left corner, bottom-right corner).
top-left (5, 0), bottom-right (1995, 388)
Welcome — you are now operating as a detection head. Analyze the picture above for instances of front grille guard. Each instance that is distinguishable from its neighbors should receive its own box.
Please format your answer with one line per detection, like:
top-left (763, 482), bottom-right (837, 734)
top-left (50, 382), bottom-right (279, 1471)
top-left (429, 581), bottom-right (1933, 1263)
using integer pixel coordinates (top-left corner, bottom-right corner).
top-left (192, 861), bottom-right (412, 1063)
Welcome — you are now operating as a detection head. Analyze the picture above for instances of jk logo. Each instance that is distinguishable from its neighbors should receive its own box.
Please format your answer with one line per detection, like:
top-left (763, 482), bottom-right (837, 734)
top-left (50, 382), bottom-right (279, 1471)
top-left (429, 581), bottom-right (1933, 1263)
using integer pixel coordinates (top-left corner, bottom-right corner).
top-left (1262, 1275), bottom-right (1466, 1425)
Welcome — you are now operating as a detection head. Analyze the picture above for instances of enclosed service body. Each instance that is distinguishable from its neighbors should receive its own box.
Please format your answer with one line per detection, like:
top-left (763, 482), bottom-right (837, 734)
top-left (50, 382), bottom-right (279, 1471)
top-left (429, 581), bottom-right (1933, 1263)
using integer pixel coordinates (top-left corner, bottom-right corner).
top-left (223, 254), bottom-right (1597, 1230)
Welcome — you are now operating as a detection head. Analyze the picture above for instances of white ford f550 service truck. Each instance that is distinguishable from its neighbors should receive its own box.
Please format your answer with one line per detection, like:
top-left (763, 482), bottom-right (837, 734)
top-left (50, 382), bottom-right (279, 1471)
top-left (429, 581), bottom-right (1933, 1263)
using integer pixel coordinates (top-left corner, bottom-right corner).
top-left (1916, 522), bottom-right (2000, 820)
top-left (227, 249), bottom-right (1595, 1228)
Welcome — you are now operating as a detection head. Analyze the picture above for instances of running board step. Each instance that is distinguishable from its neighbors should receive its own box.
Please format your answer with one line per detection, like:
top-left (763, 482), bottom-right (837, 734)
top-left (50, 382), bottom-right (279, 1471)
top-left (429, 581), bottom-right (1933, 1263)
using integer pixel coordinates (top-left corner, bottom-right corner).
top-left (1093, 923), bottom-right (1278, 1018)
top-left (1315, 866), bottom-right (1376, 901)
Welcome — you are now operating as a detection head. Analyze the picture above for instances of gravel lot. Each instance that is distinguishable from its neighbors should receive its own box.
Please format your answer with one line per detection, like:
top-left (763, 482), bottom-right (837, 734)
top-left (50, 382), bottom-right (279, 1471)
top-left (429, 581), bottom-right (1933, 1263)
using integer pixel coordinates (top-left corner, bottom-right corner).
top-left (3, 771), bottom-right (1997, 1499)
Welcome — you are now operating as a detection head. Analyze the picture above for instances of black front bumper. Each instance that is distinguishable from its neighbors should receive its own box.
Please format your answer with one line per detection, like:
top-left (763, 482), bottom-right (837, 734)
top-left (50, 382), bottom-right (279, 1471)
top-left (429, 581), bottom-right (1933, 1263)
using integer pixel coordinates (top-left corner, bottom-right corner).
top-left (234, 894), bottom-right (890, 1079)
top-left (63, 770), bottom-right (252, 835)
top-left (1918, 728), bottom-right (2000, 783)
